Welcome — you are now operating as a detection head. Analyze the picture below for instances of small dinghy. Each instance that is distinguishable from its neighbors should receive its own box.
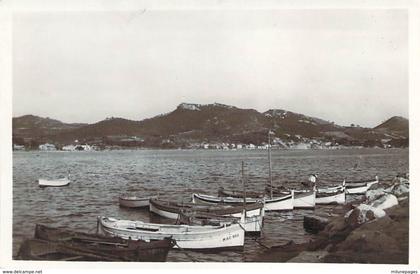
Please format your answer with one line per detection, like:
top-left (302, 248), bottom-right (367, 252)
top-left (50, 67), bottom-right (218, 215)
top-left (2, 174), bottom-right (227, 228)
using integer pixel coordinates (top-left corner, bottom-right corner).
top-left (97, 216), bottom-right (245, 250)
top-left (119, 195), bottom-right (154, 208)
top-left (192, 192), bottom-right (294, 211)
top-left (38, 177), bottom-right (70, 187)
top-left (149, 198), bottom-right (264, 234)
top-left (33, 224), bottom-right (175, 262)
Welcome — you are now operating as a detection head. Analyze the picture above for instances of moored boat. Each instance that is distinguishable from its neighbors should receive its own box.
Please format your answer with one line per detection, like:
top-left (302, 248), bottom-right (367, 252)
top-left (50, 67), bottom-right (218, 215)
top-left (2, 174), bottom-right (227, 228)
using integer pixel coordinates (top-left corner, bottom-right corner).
top-left (292, 189), bottom-right (316, 209)
top-left (98, 216), bottom-right (245, 250)
top-left (267, 184), bottom-right (316, 209)
top-left (344, 176), bottom-right (379, 194)
top-left (149, 198), bottom-right (264, 234)
top-left (149, 198), bottom-right (264, 219)
top-left (119, 195), bottom-right (153, 208)
top-left (33, 224), bottom-right (174, 262)
top-left (177, 211), bottom-right (263, 234)
top-left (218, 188), bottom-right (264, 199)
top-left (315, 184), bottom-right (346, 205)
top-left (192, 192), bottom-right (294, 211)
top-left (18, 239), bottom-right (118, 261)
top-left (38, 177), bottom-right (70, 187)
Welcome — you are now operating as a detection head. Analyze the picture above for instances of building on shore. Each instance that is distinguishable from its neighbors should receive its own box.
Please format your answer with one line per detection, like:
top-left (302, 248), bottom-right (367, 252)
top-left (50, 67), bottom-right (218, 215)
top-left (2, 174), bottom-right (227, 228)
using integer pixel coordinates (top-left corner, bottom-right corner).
top-left (39, 143), bottom-right (56, 151)
top-left (13, 144), bottom-right (25, 151)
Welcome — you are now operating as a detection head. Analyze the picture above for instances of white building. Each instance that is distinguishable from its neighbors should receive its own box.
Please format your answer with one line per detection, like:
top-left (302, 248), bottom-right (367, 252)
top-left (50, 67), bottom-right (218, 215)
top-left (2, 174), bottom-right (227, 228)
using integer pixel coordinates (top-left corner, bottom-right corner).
top-left (13, 144), bottom-right (25, 150)
top-left (39, 143), bottom-right (56, 151)
top-left (292, 143), bottom-right (311, 150)
top-left (74, 144), bottom-right (93, 151)
top-left (62, 145), bottom-right (76, 151)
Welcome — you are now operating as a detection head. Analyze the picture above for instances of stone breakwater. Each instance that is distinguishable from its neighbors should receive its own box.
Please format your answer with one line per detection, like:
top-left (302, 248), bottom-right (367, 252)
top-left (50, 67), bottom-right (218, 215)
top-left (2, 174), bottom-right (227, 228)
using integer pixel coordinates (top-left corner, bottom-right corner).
top-left (257, 175), bottom-right (409, 264)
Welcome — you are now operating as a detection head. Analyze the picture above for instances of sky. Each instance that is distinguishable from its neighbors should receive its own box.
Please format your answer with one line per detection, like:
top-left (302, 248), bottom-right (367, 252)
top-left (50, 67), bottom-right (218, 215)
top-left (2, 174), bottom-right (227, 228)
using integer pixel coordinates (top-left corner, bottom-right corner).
top-left (12, 9), bottom-right (408, 127)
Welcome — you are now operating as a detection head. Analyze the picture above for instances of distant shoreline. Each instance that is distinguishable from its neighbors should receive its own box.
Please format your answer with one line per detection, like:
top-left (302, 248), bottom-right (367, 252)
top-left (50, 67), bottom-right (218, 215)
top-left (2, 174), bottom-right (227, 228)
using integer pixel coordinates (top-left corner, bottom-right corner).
top-left (12, 147), bottom-right (409, 152)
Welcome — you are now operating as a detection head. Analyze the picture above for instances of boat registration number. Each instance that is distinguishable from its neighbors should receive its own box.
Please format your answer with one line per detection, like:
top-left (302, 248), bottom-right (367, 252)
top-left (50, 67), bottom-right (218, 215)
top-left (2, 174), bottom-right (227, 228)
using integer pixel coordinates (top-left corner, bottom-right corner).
top-left (222, 233), bottom-right (239, 242)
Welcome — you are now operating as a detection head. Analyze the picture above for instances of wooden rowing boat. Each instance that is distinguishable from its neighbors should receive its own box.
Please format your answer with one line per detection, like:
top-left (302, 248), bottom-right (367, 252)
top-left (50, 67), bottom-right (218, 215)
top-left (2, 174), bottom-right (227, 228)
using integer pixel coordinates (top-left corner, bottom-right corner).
top-left (17, 239), bottom-right (119, 261)
top-left (98, 216), bottom-right (245, 250)
top-left (344, 176), bottom-right (379, 194)
top-left (149, 198), bottom-right (264, 234)
top-left (119, 195), bottom-right (154, 208)
top-left (315, 183), bottom-right (346, 205)
top-left (34, 224), bottom-right (174, 262)
top-left (218, 188), bottom-right (264, 199)
top-left (192, 192), bottom-right (294, 211)
top-left (149, 198), bottom-right (264, 219)
top-left (177, 211), bottom-right (263, 234)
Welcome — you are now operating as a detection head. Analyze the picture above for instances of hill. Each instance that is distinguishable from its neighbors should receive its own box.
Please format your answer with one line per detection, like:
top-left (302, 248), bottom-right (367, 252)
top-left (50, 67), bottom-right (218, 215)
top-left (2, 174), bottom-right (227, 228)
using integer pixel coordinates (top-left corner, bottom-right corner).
top-left (374, 116), bottom-right (408, 136)
top-left (12, 104), bottom-right (409, 148)
top-left (13, 115), bottom-right (86, 140)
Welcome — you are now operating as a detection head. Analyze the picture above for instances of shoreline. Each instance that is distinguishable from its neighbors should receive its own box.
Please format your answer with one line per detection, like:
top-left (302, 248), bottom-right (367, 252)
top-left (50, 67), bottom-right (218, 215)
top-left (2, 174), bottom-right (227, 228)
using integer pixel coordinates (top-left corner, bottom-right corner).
top-left (255, 177), bottom-right (409, 264)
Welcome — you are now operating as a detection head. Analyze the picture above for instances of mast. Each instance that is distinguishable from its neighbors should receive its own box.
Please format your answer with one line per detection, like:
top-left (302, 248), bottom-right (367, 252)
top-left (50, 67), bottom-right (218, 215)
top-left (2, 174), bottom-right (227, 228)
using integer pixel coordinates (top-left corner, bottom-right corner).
top-left (268, 130), bottom-right (273, 199)
top-left (242, 161), bottom-right (246, 216)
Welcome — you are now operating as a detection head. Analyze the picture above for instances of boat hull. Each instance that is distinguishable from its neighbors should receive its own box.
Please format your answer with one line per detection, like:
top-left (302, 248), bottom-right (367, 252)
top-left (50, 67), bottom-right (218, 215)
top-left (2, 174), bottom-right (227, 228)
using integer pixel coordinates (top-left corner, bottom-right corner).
top-left (192, 193), bottom-right (294, 211)
top-left (345, 184), bottom-right (369, 194)
top-left (150, 200), bottom-right (264, 233)
top-left (38, 178), bottom-right (70, 187)
top-left (150, 199), bottom-right (264, 218)
top-left (98, 217), bottom-right (245, 250)
top-left (119, 196), bottom-right (150, 208)
top-left (315, 190), bottom-right (346, 205)
top-left (293, 190), bottom-right (316, 209)
top-left (33, 224), bottom-right (174, 262)
top-left (241, 214), bottom-right (264, 233)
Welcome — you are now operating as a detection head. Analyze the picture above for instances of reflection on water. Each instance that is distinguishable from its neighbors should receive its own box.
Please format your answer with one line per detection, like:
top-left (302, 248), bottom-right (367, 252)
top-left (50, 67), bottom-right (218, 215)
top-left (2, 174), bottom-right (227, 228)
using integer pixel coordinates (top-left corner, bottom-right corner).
top-left (13, 148), bottom-right (408, 262)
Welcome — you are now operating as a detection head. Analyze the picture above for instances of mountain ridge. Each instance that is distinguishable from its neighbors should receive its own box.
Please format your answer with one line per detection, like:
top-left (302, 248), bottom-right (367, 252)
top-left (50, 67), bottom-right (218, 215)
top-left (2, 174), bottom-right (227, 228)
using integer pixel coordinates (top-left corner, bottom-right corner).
top-left (13, 103), bottom-right (409, 148)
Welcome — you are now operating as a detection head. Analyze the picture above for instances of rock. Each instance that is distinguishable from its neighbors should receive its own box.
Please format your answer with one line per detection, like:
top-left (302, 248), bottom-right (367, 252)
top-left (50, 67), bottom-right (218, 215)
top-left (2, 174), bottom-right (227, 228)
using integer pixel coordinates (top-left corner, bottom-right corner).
top-left (369, 194), bottom-right (398, 210)
top-left (337, 229), bottom-right (399, 253)
top-left (322, 250), bottom-right (408, 264)
top-left (344, 204), bottom-right (386, 226)
top-left (365, 188), bottom-right (386, 202)
top-left (322, 199), bottom-right (408, 264)
top-left (319, 216), bottom-right (354, 245)
top-left (387, 183), bottom-right (409, 197)
top-left (394, 174), bottom-right (409, 184)
top-left (303, 216), bottom-right (329, 234)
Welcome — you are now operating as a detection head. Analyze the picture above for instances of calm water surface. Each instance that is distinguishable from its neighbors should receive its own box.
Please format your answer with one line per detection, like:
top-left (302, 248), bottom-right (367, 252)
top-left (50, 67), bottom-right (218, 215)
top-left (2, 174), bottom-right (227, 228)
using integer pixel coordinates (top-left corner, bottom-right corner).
top-left (13, 148), bottom-right (409, 262)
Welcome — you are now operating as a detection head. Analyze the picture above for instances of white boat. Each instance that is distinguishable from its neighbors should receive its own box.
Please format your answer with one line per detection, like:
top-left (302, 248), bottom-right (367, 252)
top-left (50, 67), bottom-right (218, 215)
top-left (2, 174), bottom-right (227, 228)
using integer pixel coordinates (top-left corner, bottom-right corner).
top-left (119, 195), bottom-right (154, 208)
top-left (149, 198), bottom-right (264, 233)
top-left (315, 183), bottom-right (346, 205)
top-left (178, 211), bottom-right (263, 234)
top-left (38, 177), bottom-right (70, 187)
top-left (192, 192), bottom-right (294, 211)
top-left (344, 176), bottom-right (379, 194)
top-left (149, 198), bottom-right (264, 219)
top-left (292, 190), bottom-right (316, 209)
top-left (97, 216), bottom-right (244, 250)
